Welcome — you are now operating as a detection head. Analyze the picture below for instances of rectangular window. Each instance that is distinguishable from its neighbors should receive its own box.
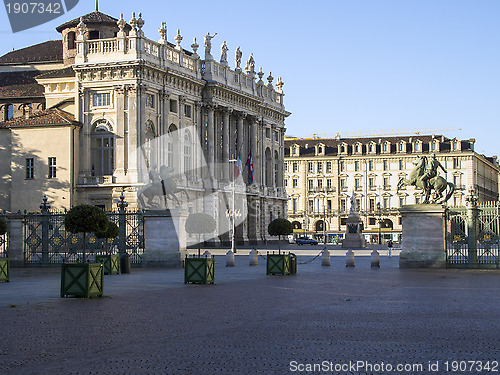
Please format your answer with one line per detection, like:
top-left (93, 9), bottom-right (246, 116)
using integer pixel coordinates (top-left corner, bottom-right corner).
top-left (169, 99), bottom-right (178, 113)
top-left (48, 157), bottom-right (56, 178)
top-left (369, 217), bottom-right (376, 225)
top-left (266, 128), bottom-right (271, 138)
top-left (399, 160), bottom-right (404, 170)
top-left (292, 179), bottom-right (298, 188)
top-left (340, 199), bottom-right (346, 213)
top-left (383, 197), bottom-right (389, 209)
top-left (284, 178), bottom-right (288, 187)
top-left (369, 198), bottom-right (375, 212)
top-left (383, 177), bottom-right (390, 189)
top-left (453, 157), bottom-right (460, 169)
top-left (26, 158), bottom-right (34, 179)
top-left (292, 198), bottom-right (298, 213)
top-left (354, 177), bottom-right (361, 190)
top-left (308, 179), bottom-right (314, 189)
top-left (339, 161), bottom-right (344, 172)
top-left (326, 179), bottom-right (332, 189)
top-left (354, 161), bottom-right (360, 171)
top-left (317, 162), bottom-right (322, 173)
top-left (326, 161), bottom-right (332, 173)
top-left (146, 94), bottom-right (155, 108)
top-left (415, 196), bottom-right (421, 204)
top-left (340, 178), bottom-right (346, 191)
top-left (414, 143), bottom-right (420, 151)
top-left (93, 93), bottom-right (111, 107)
top-left (308, 200), bottom-right (314, 213)
top-left (318, 179), bottom-right (323, 189)
top-left (368, 160), bottom-right (373, 171)
top-left (400, 197), bottom-right (405, 207)
top-left (184, 104), bottom-right (192, 118)
top-left (292, 162), bottom-right (298, 173)
top-left (383, 160), bottom-right (389, 171)
top-left (308, 162), bottom-right (314, 173)
top-left (369, 177), bottom-right (375, 190)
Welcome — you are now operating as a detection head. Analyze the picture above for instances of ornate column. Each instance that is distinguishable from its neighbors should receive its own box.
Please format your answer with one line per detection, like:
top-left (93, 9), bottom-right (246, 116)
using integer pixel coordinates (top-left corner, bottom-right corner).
top-left (114, 85), bottom-right (126, 181)
top-left (205, 103), bottom-right (216, 179)
top-left (194, 100), bottom-right (203, 182)
top-left (250, 116), bottom-right (258, 185)
top-left (271, 124), bottom-right (277, 188)
top-left (178, 95), bottom-right (186, 179)
top-left (159, 89), bottom-right (170, 168)
top-left (236, 112), bottom-right (246, 158)
top-left (222, 108), bottom-right (232, 180)
top-left (127, 85), bottom-right (139, 182)
top-left (259, 119), bottom-right (266, 187)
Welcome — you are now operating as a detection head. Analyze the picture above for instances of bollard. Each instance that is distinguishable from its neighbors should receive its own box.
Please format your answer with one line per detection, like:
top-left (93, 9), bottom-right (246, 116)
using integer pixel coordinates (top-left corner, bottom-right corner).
top-left (203, 250), bottom-right (212, 258)
top-left (249, 248), bottom-right (258, 266)
top-left (371, 249), bottom-right (380, 268)
top-left (322, 248), bottom-right (330, 266)
top-left (346, 249), bottom-right (355, 267)
top-left (226, 250), bottom-right (235, 267)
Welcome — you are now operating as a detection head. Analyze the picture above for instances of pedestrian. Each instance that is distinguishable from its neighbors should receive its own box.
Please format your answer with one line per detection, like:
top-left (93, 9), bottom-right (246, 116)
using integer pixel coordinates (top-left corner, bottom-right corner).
top-left (387, 240), bottom-right (393, 258)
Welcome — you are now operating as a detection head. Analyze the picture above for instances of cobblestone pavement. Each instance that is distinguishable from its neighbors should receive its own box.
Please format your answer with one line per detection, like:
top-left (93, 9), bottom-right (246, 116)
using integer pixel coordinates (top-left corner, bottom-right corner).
top-left (1, 254), bottom-right (499, 375)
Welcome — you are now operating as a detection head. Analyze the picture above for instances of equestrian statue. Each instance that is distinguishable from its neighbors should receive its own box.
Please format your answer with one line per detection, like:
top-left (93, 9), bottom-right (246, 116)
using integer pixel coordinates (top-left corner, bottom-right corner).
top-left (397, 154), bottom-right (454, 204)
top-left (137, 165), bottom-right (189, 209)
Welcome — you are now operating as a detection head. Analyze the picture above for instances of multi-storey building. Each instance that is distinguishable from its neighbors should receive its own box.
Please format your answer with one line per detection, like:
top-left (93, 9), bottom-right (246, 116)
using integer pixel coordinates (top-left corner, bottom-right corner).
top-left (285, 135), bottom-right (500, 244)
top-left (0, 8), bottom-right (290, 244)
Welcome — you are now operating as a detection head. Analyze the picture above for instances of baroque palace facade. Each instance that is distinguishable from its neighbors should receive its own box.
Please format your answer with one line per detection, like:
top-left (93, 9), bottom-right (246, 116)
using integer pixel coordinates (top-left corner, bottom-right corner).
top-left (284, 135), bottom-right (500, 243)
top-left (0, 9), bottom-right (290, 244)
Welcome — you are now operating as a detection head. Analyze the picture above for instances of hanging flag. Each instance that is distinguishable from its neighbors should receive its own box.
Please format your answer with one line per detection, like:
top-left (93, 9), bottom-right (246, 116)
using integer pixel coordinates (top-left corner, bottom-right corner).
top-left (234, 151), bottom-right (243, 178)
top-left (246, 151), bottom-right (254, 184)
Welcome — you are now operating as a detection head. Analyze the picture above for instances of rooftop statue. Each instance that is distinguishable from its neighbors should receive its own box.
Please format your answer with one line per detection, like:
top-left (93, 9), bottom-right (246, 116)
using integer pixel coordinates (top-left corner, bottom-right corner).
top-left (204, 32), bottom-right (217, 56)
top-left (220, 41), bottom-right (228, 64)
top-left (397, 154), bottom-right (455, 204)
top-left (235, 46), bottom-right (242, 71)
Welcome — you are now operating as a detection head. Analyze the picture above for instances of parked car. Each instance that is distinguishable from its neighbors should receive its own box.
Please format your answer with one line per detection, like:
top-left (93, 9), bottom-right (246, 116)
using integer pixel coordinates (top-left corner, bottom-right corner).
top-left (296, 237), bottom-right (319, 245)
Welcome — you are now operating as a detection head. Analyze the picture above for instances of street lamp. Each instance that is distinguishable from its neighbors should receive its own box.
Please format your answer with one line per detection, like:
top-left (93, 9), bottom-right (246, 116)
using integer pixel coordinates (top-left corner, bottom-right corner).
top-left (377, 202), bottom-right (382, 245)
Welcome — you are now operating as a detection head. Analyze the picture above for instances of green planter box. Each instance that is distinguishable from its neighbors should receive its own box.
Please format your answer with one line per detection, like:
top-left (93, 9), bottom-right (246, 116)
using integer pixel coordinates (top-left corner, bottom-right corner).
top-left (184, 257), bottom-right (215, 284)
top-left (267, 253), bottom-right (291, 275)
top-left (61, 263), bottom-right (104, 298)
top-left (0, 258), bottom-right (9, 282)
top-left (95, 254), bottom-right (120, 275)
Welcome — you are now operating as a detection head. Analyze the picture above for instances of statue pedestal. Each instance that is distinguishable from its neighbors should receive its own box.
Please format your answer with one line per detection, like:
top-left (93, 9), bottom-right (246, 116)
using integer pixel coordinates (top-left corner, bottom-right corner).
top-left (399, 204), bottom-right (446, 268)
top-left (342, 212), bottom-right (366, 248)
top-left (142, 209), bottom-right (187, 268)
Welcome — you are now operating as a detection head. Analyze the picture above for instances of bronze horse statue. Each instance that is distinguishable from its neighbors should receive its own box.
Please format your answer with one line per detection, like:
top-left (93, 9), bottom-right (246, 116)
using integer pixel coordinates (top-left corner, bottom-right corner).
top-left (137, 165), bottom-right (189, 209)
top-left (397, 155), bottom-right (455, 204)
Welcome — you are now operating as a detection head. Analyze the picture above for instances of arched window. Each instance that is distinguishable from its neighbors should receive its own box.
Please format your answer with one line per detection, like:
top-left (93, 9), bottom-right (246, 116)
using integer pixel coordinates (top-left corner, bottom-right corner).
top-left (144, 120), bottom-right (156, 169)
top-left (6, 104), bottom-right (13, 120)
top-left (91, 120), bottom-right (114, 176)
top-left (166, 124), bottom-right (178, 171)
top-left (274, 150), bottom-right (279, 187)
top-left (265, 148), bottom-right (272, 186)
top-left (184, 129), bottom-right (192, 176)
top-left (68, 31), bottom-right (76, 49)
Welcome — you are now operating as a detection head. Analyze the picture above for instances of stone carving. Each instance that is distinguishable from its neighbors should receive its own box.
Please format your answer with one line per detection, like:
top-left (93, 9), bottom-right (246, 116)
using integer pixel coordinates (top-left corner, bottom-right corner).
top-left (397, 155), bottom-right (455, 204)
top-left (220, 41), bottom-right (228, 65)
top-left (204, 32), bottom-right (217, 56)
top-left (137, 165), bottom-right (189, 209)
top-left (245, 53), bottom-right (255, 74)
top-left (235, 46), bottom-right (242, 71)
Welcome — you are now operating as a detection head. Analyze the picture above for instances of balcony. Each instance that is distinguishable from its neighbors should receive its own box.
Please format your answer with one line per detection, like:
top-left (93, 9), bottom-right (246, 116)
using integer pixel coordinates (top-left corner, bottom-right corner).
top-left (78, 176), bottom-right (116, 186)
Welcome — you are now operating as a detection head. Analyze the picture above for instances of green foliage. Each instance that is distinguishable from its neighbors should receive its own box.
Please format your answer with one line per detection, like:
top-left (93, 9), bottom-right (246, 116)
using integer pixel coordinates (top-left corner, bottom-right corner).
top-left (185, 213), bottom-right (217, 235)
top-left (0, 218), bottom-right (7, 236)
top-left (96, 221), bottom-right (119, 239)
top-left (64, 205), bottom-right (108, 234)
top-left (268, 218), bottom-right (293, 237)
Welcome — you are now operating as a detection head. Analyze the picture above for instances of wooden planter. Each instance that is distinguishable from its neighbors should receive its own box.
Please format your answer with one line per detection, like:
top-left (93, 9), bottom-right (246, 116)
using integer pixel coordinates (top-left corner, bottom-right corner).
top-left (95, 254), bottom-right (120, 275)
top-left (0, 258), bottom-right (9, 282)
top-left (267, 253), bottom-right (291, 275)
top-left (61, 263), bottom-right (104, 298)
top-left (184, 256), bottom-right (215, 284)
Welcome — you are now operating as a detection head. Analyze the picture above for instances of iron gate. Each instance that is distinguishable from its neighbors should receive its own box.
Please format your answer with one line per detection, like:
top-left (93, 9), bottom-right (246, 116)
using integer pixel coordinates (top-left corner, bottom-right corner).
top-left (23, 209), bottom-right (144, 266)
top-left (446, 195), bottom-right (499, 268)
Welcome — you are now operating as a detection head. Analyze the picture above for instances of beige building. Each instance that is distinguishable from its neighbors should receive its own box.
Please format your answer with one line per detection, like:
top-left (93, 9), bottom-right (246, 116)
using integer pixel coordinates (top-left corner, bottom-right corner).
top-left (285, 135), bottom-right (500, 244)
top-left (0, 8), bottom-right (290, 244)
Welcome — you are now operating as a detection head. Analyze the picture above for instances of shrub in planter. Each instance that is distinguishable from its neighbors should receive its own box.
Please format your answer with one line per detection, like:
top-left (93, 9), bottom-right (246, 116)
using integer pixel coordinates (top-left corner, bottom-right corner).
top-left (185, 212), bottom-right (217, 257)
top-left (268, 218), bottom-right (293, 253)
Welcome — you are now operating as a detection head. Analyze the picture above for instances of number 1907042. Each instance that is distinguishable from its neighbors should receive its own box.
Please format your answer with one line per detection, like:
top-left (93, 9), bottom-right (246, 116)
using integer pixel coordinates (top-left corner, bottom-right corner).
top-left (5, 2), bottom-right (61, 14)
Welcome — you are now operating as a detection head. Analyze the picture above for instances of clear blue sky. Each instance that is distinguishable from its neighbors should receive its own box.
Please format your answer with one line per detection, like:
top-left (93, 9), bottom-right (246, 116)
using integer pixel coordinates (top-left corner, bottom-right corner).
top-left (1, 0), bottom-right (499, 158)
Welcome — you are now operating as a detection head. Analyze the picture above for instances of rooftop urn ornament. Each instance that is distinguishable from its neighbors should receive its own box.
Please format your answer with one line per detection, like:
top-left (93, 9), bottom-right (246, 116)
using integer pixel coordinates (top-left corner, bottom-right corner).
top-left (175, 29), bottom-right (183, 49)
top-left (137, 13), bottom-right (145, 36)
top-left (204, 32), bottom-right (217, 57)
top-left (235, 46), bottom-right (242, 71)
top-left (117, 13), bottom-right (126, 33)
top-left (257, 67), bottom-right (264, 84)
top-left (191, 38), bottom-right (199, 57)
top-left (267, 72), bottom-right (274, 86)
top-left (158, 22), bottom-right (167, 42)
top-left (220, 41), bottom-right (229, 65)
top-left (129, 12), bottom-right (137, 31)
top-left (39, 194), bottom-right (51, 211)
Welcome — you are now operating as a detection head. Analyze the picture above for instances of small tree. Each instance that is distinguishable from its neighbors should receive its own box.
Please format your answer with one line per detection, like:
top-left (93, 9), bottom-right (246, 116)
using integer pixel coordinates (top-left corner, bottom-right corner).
top-left (65, 205), bottom-right (108, 263)
top-left (96, 221), bottom-right (119, 254)
top-left (185, 213), bottom-right (217, 257)
top-left (268, 218), bottom-right (293, 253)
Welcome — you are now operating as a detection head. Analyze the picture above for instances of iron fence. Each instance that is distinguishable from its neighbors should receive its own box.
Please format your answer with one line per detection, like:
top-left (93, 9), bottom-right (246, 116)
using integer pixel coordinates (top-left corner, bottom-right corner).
top-left (23, 209), bottom-right (144, 266)
top-left (446, 200), bottom-right (500, 268)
